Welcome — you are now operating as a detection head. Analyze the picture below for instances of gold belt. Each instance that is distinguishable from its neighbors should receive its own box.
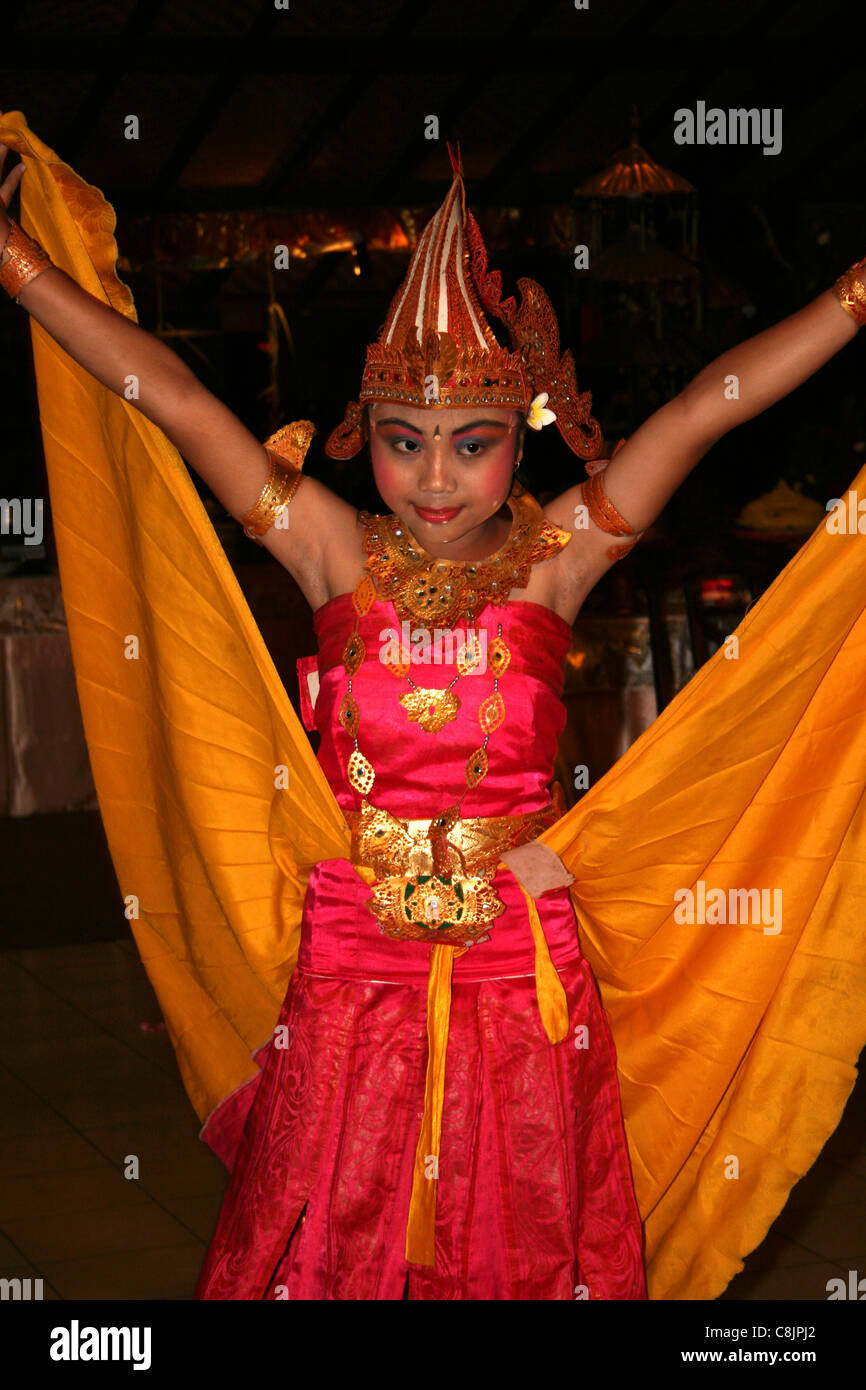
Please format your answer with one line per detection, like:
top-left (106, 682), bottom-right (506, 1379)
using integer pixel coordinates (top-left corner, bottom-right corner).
top-left (347, 797), bottom-right (563, 945)
top-left (346, 795), bottom-right (570, 1268)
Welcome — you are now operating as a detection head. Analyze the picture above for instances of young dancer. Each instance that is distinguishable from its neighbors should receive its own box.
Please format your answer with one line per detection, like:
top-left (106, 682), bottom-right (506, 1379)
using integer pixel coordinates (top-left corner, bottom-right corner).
top-left (2, 115), bottom-right (864, 1299)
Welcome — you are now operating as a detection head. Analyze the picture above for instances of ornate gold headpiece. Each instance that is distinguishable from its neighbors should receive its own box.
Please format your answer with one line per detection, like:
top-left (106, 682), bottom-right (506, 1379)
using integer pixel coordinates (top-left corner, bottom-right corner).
top-left (324, 144), bottom-right (603, 465)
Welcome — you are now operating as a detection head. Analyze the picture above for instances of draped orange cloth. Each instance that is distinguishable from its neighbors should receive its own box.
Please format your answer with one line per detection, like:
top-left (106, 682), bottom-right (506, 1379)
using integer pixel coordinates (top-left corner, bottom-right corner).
top-left (4, 107), bottom-right (865, 1301)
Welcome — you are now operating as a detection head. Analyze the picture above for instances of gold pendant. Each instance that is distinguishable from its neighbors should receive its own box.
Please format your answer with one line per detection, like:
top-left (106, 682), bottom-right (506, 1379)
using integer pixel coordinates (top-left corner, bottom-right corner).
top-left (465, 747), bottom-right (488, 788)
top-left (399, 687), bottom-right (461, 733)
top-left (456, 632), bottom-right (484, 676)
top-left (339, 693), bottom-right (360, 738)
top-left (343, 630), bottom-right (366, 676)
top-left (487, 635), bottom-right (511, 675)
top-left (348, 749), bottom-right (375, 794)
top-left (352, 574), bottom-right (376, 616)
top-left (478, 690), bottom-right (505, 734)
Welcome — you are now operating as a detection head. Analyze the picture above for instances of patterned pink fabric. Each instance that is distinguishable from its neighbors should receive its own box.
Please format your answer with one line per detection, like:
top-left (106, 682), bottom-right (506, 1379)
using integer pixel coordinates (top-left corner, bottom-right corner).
top-left (195, 597), bottom-right (647, 1299)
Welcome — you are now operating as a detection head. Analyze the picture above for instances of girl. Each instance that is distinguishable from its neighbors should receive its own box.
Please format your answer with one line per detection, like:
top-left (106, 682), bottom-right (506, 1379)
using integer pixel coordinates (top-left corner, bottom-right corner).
top-left (2, 120), bottom-right (865, 1300)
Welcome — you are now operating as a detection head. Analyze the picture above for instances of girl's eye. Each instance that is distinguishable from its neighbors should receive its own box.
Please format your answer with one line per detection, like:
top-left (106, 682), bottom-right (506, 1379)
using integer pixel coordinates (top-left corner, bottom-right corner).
top-left (388, 438), bottom-right (488, 456)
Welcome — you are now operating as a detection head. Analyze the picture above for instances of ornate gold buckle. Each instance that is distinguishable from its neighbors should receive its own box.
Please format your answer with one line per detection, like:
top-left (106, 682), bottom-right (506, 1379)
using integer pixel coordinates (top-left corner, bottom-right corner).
top-left (367, 870), bottom-right (505, 947)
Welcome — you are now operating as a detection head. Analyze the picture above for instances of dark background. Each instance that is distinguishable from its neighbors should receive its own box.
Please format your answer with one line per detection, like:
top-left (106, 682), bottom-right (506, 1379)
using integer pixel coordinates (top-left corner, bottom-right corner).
top-left (2, 0), bottom-right (865, 555)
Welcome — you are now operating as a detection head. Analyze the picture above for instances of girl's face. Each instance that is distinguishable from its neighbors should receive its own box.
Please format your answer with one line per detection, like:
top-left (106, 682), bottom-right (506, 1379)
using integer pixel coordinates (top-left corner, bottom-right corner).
top-left (367, 402), bottom-right (522, 557)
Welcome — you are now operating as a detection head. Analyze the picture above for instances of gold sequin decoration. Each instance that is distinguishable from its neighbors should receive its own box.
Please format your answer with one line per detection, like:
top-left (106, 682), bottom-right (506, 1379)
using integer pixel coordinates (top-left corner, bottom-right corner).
top-left (478, 691), bottom-right (506, 735)
top-left (487, 636), bottom-right (511, 675)
top-left (342, 631), bottom-right (366, 676)
top-left (348, 749), bottom-right (376, 794)
top-left (397, 574), bottom-right (455, 623)
top-left (465, 748), bottom-right (488, 788)
top-left (352, 574), bottom-right (376, 616)
top-left (399, 687), bottom-right (461, 733)
top-left (339, 693), bottom-right (360, 737)
top-left (456, 633), bottom-right (484, 676)
top-left (385, 658), bottom-right (412, 679)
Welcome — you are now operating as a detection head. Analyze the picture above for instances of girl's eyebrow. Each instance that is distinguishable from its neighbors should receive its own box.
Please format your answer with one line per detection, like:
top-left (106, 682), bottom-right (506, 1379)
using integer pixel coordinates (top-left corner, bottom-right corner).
top-left (374, 417), bottom-right (509, 436)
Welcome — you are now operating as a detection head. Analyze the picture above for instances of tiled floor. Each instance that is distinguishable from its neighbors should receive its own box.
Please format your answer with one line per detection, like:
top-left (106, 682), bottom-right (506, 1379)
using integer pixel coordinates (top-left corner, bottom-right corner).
top-left (0, 940), bottom-right (224, 1299)
top-left (0, 936), bottom-right (863, 1299)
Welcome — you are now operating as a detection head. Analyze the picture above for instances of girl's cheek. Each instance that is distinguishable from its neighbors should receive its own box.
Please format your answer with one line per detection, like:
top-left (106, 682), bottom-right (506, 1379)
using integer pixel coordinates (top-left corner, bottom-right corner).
top-left (474, 446), bottom-right (517, 502)
top-left (370, 449), bottom-right (405, 500)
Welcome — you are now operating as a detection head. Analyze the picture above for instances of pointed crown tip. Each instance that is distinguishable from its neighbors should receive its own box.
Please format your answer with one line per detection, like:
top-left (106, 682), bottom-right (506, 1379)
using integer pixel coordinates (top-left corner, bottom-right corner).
top-left (446, 141), bottom-right (463, 179)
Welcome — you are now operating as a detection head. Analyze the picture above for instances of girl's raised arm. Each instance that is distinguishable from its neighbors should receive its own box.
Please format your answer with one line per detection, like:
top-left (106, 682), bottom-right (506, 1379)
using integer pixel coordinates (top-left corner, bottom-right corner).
top-left (0, 147), bottom-right (360, 610)
top-left (545, 261), bottom-right (865, 604)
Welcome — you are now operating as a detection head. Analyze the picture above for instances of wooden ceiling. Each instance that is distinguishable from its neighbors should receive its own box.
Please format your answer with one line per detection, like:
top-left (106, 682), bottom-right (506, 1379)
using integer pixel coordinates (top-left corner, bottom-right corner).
top-left (2, 0), bottom-right (862, 217)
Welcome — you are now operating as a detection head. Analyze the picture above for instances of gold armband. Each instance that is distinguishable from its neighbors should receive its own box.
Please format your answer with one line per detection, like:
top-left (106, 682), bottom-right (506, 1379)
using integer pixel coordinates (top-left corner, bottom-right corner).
top-left (833, 256), bottom-right (866, 327)
top-left (240, 420), bottom-right (315, 543)
top-left (0, 218), bottom-right (53, 302)
top-left (582, 447), bottom-right (643, 563)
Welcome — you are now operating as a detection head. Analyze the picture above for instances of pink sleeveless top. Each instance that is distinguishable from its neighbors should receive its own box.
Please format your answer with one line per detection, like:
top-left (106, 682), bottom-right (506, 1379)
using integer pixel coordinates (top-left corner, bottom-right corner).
top-left (294, 593), bottom-right (582, 982)
top-left (309, 594), bottom-right (572, 821)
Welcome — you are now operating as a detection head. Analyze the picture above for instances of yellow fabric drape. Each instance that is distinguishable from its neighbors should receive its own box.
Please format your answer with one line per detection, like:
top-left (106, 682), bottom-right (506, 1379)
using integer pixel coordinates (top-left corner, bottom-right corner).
top-left (404, 941), bottom-right (463, 1266)
top-left (538, 526), bottom-right (866, 1297)
top-left (5, 108), bottom-right (866, 1301)
top-left (1, 110), bottom-right (351, 1132)
top-left (509, 870), bottom-right (570, 1043)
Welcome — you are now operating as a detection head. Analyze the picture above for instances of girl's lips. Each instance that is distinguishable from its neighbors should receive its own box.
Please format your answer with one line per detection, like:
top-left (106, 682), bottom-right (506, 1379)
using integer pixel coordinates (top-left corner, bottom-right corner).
top-left (413, 504), bottom-right (463, 524)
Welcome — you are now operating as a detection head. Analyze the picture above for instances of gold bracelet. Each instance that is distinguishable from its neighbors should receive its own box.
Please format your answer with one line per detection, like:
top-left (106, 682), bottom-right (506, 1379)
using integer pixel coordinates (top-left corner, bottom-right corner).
top-left (833, 256), bottom-right (866, 327)
top-left (241, 452), bottom-right (303, 542)
top-left (239, 417), bottom-right (316, 536)
top-left (582, 454), bottom-right (643, 564)
top-left (240, 421), bottom-right (315, 543)
top-left (263, 419), bottom-right (316, 468)
top-left (0, 219), bottom-right (52, 302)
top-left (583, 467), bottom-right (636, 537)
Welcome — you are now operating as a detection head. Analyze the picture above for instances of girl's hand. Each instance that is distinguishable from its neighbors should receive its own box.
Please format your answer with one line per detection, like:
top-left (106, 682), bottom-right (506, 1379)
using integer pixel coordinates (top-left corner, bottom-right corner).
top-left (0, 143), bottom-right (25, 259)
top-left (501, 839), bottom-right (574, 899)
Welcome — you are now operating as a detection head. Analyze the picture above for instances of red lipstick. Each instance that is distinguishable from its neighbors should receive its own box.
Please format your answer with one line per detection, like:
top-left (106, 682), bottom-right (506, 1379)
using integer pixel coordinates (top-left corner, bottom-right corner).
top-left (413, 504), bottom-right (463, 524)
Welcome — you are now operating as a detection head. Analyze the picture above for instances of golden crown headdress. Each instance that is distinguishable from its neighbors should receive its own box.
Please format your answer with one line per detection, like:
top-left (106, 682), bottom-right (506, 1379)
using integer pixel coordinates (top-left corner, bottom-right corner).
top-left (324, 143), bottom-right (604, 464)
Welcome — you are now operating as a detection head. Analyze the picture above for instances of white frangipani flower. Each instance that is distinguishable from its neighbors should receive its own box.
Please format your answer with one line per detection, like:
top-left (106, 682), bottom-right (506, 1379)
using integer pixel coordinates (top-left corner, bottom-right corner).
top-left (525, 392), bottom-right (557, 430)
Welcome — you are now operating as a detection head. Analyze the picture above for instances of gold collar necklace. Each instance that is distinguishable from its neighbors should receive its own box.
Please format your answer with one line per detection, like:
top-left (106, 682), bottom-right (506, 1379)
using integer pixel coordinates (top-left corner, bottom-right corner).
top-left (358, 479), bottom-right (570, 630)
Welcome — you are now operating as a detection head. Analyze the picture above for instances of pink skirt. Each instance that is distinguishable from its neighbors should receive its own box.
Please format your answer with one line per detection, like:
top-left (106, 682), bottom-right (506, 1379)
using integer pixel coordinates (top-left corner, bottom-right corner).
top-left (194, 859), bottom-right (647, 1300)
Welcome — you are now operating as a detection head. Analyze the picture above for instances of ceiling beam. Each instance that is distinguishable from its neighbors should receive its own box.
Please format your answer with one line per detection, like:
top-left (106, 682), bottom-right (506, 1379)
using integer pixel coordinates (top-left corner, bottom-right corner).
top-left (2, 32), bottom-right (850, 73)
top-left (152, 7), bottom-right (287, 194)
top-left (262, 0), bottom-right (436, 203)
top-left (61, 0), bottom-right (172, 165)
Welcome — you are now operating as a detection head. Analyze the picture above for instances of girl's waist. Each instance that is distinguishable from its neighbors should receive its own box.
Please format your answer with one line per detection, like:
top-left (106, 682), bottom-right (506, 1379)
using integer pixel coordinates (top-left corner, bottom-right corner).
top-left (297, 857), bottom-right (582, 983)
